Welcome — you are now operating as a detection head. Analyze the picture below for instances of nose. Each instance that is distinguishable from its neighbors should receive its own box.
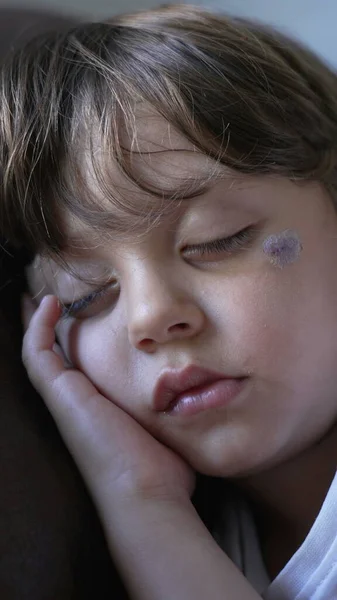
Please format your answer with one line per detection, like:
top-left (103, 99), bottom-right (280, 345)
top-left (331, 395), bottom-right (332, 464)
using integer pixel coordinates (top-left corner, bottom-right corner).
top-left (126, 269), bottom-right (205, 352)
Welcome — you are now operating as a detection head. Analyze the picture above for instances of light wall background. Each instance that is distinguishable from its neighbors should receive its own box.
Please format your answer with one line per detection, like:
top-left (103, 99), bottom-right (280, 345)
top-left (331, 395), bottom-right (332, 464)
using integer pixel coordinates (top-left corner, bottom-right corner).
top-left (194, 0), bottom-right (337, 66)
top-left (1, 0), bottom-right (336, 66)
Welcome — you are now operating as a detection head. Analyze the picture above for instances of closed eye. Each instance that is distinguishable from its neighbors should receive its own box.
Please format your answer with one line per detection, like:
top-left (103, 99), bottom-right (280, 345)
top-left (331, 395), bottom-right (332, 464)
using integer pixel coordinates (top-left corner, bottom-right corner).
top-left (60, 282), bottom-right (119, 319)
top-left (182, 225), bottom-right (256, 259)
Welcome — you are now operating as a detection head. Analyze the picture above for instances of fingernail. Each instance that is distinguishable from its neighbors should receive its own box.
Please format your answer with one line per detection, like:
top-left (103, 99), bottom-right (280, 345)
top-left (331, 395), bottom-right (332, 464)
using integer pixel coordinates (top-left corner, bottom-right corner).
top-left (56, 297), bottom-right (62, 310)
top-left (40, 295), bottom-right (50, 308)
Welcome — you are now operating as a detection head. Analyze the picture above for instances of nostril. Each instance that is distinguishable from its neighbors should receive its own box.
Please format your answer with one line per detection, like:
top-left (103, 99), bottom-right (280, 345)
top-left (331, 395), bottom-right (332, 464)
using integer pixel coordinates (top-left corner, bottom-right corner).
top-left (169, 322), bottom-right (190, 332)
top-left (136, 322), bottom-right (193, 351)
top-left (139, 338), bottom-right (153, 346)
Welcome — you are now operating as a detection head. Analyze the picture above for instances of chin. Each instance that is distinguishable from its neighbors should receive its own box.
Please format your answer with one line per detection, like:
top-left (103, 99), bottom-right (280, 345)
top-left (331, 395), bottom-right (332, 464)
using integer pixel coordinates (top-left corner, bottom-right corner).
top-left (182, 448), bottom-right (251, 479)
top-left (180, 438), bottom-right (274, 480)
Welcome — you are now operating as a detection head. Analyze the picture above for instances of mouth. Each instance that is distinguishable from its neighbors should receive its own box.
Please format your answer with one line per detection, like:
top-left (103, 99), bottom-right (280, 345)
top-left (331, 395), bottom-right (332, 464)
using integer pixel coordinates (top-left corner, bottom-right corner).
top-left (153, 365), bottom-right (247, 417)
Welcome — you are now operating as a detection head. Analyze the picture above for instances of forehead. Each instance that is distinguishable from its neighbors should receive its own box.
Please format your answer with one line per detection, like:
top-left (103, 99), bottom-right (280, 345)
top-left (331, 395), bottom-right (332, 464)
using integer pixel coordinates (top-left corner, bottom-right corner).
top-left (91, 107), bottom-right (220, 188)
top-left (62, 109), bottom-right (223, 250)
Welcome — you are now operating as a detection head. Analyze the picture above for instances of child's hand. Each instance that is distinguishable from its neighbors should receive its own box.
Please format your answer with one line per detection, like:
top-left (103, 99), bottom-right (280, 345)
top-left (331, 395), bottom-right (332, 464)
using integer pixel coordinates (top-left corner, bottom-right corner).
top-left (22, 295), bottom-right (195, 516)
top-left (22, 298), bottom-right (261, 600)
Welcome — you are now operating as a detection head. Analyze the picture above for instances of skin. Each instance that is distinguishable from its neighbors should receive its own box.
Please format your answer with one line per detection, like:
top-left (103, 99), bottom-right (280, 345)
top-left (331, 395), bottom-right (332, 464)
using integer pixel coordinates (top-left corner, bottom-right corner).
top-left (26, 116), bottom-right (337, 580)
top-left (262, 229), bottom-right (303, 268)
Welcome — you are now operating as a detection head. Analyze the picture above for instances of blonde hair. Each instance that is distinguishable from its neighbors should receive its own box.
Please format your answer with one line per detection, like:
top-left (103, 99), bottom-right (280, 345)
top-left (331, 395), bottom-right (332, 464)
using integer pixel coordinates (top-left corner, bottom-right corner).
top-left (1, 4), bottom-right (337, 258)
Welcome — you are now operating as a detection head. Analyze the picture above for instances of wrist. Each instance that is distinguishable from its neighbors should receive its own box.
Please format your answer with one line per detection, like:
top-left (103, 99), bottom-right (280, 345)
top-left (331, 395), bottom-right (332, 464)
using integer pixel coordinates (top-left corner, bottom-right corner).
top-left (97, 494), bottom-right (260, 600)
top-left (98, 488), bottom-right (196, 538)
top-left (92, 469), bottom-right (193, 520)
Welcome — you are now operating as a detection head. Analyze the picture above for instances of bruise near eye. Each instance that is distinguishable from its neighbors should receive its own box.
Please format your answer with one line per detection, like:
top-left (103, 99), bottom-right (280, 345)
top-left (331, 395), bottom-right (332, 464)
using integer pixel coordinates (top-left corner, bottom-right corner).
top-left (262, 230), bottom-right (303, 268)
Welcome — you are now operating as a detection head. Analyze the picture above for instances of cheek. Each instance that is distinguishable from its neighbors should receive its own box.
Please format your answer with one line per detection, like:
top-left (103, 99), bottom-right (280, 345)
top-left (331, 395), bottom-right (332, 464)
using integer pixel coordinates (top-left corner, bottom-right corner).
top-left (221, 258), bottom-right (337, 386)
top-left (57, 318), bottom-right (132, 405)
top-left (223, 272), bottom-right (297, 370)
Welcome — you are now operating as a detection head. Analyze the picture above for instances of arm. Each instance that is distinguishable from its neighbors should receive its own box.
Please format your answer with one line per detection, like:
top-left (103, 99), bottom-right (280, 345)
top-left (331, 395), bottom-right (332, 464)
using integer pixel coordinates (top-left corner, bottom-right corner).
top-left (102, 497), bottom-right (262, 600)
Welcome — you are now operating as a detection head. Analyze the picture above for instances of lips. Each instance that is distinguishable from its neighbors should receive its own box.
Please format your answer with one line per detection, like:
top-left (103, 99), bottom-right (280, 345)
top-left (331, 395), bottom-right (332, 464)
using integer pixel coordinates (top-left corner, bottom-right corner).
top-left (153, 364), bottom-right (243, 413)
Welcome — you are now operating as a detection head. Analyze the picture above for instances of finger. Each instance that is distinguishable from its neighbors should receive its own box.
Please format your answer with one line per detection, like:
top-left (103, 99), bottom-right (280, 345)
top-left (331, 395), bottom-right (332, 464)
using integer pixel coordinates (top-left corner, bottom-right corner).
top-left (53, 341), bottom-right (70, 364)
top-left (22, 295), bottom-right (66, 388)
top-left (22, 293), bottom-right (102, 419)
top-left (21, 293), bottom-right (38, 331)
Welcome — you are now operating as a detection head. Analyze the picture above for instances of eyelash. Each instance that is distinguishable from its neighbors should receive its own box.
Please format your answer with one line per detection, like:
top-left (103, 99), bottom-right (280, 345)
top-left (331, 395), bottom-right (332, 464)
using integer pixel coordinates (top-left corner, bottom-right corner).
top-left (60, 226), bottom-right (255, 319)
top-left (183, 225), bottom-right (255, 257)
top-left (61, 285), bottom-right (113, 319)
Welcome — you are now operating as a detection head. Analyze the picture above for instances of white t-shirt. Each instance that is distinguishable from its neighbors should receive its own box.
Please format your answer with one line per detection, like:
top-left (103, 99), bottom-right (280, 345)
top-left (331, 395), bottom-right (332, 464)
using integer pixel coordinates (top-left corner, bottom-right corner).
top-left (212, 471), bottom-right (337, 599)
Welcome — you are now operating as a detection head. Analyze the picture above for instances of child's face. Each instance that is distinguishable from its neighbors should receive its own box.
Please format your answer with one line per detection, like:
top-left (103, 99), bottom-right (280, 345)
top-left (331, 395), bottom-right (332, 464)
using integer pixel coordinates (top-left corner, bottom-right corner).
top-left (27, 119), bottom-right (337, 478)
